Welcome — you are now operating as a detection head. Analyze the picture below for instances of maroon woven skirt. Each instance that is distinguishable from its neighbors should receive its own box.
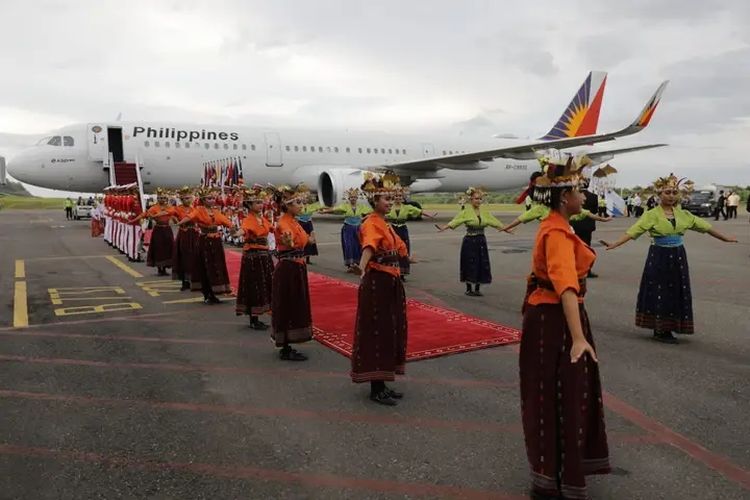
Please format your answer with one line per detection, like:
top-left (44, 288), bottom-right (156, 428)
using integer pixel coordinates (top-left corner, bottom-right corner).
top-left (350, 269), bottom-right (407, 383)
top-left (235, 250), bottom-right (273, 316)
top-left (172, 228), bottom-right (199, 281)
top-left (146, 225), bottom-right (174, 268)
top-left (520, 303), bottom-right (610, 500)
top-left (191, 235), bottom-right (231, 294)
top-left (271, 259), bottom-right (312, 346)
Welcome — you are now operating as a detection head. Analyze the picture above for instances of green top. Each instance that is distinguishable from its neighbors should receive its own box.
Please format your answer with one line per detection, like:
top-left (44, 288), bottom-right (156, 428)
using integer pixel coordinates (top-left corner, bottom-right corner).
top-left (300, 202), bottom-right (321, 216)
top-left (598, 197), bottom-right (606, 207)
top-left (518, 203), bottom-right (550, 224)
top-left (64, 199), bottom-right (74, 208)
top-left (569, 209), bottom-right (594, 222)
top-left (447, 206), bottom-right (504, 229)
top-left (386, 204), bottom-right (422, 224)
top-left (626, 206), bottom-right (712, 239)
top-left (332, 202), bottom-right (373, 218)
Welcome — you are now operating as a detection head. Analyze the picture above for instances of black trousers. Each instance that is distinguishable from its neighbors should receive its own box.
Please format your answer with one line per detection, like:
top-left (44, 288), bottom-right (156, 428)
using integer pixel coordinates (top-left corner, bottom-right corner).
top-left (714, 206), bottom-right (727, 220)
top-left (727, 206), bottom-right (737, 219)
top-left (65, 207), bottom-right (72, 219)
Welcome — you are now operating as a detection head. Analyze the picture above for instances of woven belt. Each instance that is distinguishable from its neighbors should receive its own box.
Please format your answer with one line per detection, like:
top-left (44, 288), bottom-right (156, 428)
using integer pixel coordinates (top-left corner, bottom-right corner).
top-left (372, 251), bottom-right (400, 267)
top-left (244, 248), bottom-right (270, 256)
top-left (653, 235), bottom-right (684, 247)
top-left (246, 237), bottom-right (268, 246)
top-left (466, 228), bottom-right (485, 236)
top-left (529, 273), bottom-right (587, 297)
top-left (155, 222), bottom-right (170, 227)
top-left (391, 222), bottom-right (407, 227)
top-left (277, 250), bottom-right (304, 260)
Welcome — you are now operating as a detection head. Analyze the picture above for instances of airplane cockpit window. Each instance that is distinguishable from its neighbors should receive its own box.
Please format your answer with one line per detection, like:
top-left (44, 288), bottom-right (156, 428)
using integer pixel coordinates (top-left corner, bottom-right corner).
top-left (48, 136), bottom-right (62, 146)
top-left (36, 136), bottom-right (51, 146)
top-left (63, 136), bottom-right (75, 146)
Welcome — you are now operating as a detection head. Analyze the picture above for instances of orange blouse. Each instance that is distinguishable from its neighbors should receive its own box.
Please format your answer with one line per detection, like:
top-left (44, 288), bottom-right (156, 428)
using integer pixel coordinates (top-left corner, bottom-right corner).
top-left (146, 204), bottom-right (173, 224)
top-left (275, 213), bottom-right (309, 259)
top-left (241, 214), bottom-right (271, 250)
top-left (527, 211), bottom-right (595, 305)
top-left (187, 206), bottom-right (233, 234)
top-left (360, 214), bottom-right (408, 277)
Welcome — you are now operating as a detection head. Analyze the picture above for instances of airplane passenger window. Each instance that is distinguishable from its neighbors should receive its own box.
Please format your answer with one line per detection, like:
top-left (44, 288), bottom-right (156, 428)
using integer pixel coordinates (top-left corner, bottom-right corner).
top-left (224, 144), bottom-right (229, 150)
top-left (402, 149), bottom-right (406, 154)
top-left (285, 146), bottom-right (290, 152)
top-left (64, 136), bottom-right (74, 146)
top-left (388, 148), bottom-right (392, 154)
top-left (204, 143), bottom-right (210, 149)
top-left (294, 146), bottom-right (299, 152)
top-left (242, 144), bottom-right (247, 150)
top-left (366, 148), bottom-right (371, 154)
top-left (155, 141), bottom-right (160, 147)
top-left (185, 143), bottom-right (190, 149)
top-left (358, 148), bottom-right (362, 153)
top-left (214, 143), bottom-right (219, 149)
top-left (310, 146), bottom-right (314, 152)
top-left (233, 144), bottom-right (238, 150)
top-left (175, 142), bottom-right (181, 148)
top-left (334, 147), bottom-right (339, 153)
top-left (251, 145), bottom-right (256, 151)
top-left (48, 136), bottom-right (62, 146)
top-left (326, 146), bottom-right (331, 153)
top-left (144, 141), bottom-right (150, 147)
top-left (318, 147), bottom-right (323, 152)
top-left (381, 148), bottom-right (385, 154)
top-left (165, 142), bottom-right (170, 148)
top-left (345, 147), bottom-right (350, 153)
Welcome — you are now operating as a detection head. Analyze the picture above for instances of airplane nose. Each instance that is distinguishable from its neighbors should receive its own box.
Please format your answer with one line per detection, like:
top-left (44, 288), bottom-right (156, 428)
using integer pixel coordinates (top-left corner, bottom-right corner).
top-left (6, 151), bottom-right (33, 184)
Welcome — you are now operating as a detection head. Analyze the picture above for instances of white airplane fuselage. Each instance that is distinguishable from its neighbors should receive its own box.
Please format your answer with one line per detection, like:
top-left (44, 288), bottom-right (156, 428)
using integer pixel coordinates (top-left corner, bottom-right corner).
top-left (8, 122), bottom-right (535, 202)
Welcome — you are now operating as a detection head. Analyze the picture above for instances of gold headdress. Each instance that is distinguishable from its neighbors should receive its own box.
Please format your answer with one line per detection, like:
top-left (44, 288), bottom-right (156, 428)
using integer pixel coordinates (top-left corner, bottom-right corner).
top-left (273, 183), bottom-right (308, 205)
top-left (360, 170), bottom-right (402, 200)
top-left (196, 186), bottom-right (219, 199)
top-left (177, 186), bottom-right (194, 197)
top-left (243, 184), bottom-right (271, 202)
top-left (155, 187), bottom-right (169, 198)
top-left (652, 173), bottom-right (694, 195)
top-left (465, 186), bottom-right (486, 199)
top-left (532, 149), bottom-right (588, 205)
top-left (344, 187), bottom-right (360, 200)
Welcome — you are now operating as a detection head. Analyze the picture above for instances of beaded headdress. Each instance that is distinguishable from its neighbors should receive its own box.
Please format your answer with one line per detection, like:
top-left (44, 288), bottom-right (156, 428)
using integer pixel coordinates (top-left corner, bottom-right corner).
top-left (243, 184), bottom-right (271, 202)
top-left (652, 173), bottom-right (694, 195)
top-left (360, 170), bottom-right (402, 200)
top-left (274, 183), bottom-right (309, 205)
top-left (532, 149), bottom-right (588, 205)
top-left (344, 187), bottom-right (360, 200)
top-left (465, 186), bottom-right (486, 198)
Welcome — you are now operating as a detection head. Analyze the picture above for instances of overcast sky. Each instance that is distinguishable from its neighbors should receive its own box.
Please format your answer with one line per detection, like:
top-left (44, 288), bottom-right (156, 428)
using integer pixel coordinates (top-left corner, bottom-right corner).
top-left (1, 0), bottom-right (749, 194)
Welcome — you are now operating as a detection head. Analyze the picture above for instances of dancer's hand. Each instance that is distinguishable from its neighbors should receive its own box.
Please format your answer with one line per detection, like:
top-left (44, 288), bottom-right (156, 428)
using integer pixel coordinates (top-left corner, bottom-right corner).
top-left (435, 224), bottom-right (449, 232)
top-left (571, 340), bottom-right (598, 363)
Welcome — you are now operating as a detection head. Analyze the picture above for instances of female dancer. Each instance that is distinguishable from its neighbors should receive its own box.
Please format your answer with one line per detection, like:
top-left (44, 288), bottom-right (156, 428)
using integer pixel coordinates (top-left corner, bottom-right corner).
top-left (129, 188), bottom-right (174, 276)
top-left (235, 185), bottom-right (274, 330)
top-left (603, 173), bottom-right (736, 343)
top-left (520, 149), bottom-right (610, 499)
top-left (170, 186), bottom-right (199, 291)
top-left (385, 188), bottom-right (434, 279)
top-left (272, 184), bottom-right (315, 361)
top-left (296, 189), bottom-right (321, 264)
top-left (177, 187), bottom-right (234, 304)
top-left (436, 187), bottom-right (506, 296)
top-left (321, 188), bottom-right (372, 272)
top-left (351, 172), bottom-right (409, 406)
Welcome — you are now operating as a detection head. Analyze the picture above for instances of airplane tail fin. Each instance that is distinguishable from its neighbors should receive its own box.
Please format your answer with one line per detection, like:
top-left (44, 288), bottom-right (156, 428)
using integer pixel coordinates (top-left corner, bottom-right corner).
top-left (541, 71), bottom-right (607, 140)
top-left (627, 81), bottom-right (669, 131)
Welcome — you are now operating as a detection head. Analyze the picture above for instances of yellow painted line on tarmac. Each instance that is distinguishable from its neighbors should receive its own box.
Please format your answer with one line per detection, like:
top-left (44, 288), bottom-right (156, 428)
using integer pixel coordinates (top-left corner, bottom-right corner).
top-left (163, 296), bottom-right (236, 304)
top-left (14, 260), bottom-right (25, 279)
top-left (105, 256), bottom-right (143, 278)
top-left (25, 254), bottom-right (112, 262)
top-left (13, 281), bottom-right (28, 328)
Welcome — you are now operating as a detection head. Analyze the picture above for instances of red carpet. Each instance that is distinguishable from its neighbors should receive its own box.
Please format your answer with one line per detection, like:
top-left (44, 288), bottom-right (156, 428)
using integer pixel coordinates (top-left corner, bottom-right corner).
top-left (225, 250), bottom-right (520, 362)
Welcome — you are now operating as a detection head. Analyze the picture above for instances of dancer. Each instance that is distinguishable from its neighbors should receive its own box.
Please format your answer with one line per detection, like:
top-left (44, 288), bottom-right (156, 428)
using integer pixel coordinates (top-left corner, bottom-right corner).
top-left (436, 187), bottom-right (506, 296)
top-left (520, 149), bottom-right (610, 500)
top-left (171, 186), bottom-right (199, 291)
top-left (296, 189), bottom-right (321, 264)
top-left (386, 188), bottom-right (433, 279)
top-left (321, 188), bottom-right (372, 272)
top-left (603, 173), bottom-right (736, 343)
top-left (177, 187), bottom-right (233, 304)
top-left (235, 185), bottom-right (274, 330)
top-left (271, 184), bottom-right (314, 361)
top-left (129, 188), bottom-right (174, 276)
top-left (351, 172), bottom-right (409, 406)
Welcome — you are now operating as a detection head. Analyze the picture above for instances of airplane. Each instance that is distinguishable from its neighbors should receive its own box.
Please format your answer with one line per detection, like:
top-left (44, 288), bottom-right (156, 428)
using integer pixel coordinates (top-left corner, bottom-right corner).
top-left (5, 73), bottom-right (668, 206)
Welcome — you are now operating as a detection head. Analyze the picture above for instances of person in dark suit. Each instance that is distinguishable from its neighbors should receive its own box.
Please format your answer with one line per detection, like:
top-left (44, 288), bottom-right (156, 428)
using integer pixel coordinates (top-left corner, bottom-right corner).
top-left (715, 190), bottom-right (727, 220)
top-left (570, 179), bottom-right (600, 278)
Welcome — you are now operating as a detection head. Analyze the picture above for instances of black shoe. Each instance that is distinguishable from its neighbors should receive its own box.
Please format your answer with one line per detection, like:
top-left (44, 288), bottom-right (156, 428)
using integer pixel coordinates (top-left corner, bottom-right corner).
top-left (473, 290), bottom-right (483, 296)
top-left (465, 290), bottom-right (476, 296)
top-left (653, 331), bottom-right (678, 344)
top-left (587, 271), bottom-right (599, 278)
top-left (180, 281), bottom-right (190, 291)
top-left (279, 347), bottom-right (307, 361)
top-left (384, 385), bottom-right (403, 399)
top-left (204, 295), bottom-right (221, 305)
top-left (369, 390), bottom-right (398, 406)
top-left (250, 319), bottom-right (269, 331)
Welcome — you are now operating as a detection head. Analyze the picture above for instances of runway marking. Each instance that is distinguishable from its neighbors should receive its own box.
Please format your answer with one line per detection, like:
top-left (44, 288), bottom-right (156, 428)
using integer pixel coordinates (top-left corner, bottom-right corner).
top-left (104, 256), bottom-right (143, 278)
top-left (54, 303), bottom-right (142, 317)
top-left (136, 280), bottom-right (181, 297)
top-left (13, 282), bottom-right (28, 329)
top-left (0, 444), bottom-right (523, 500)
top-left (603, 392), bottom-right (750, 490)
top-left (48, 286), bottom-right (128, 305)
top-left (14, 260), bottom-right (25, 279)
top-left (24, 254), bottom-right (112, 262)
top-left (0, 311), bottom-right (182, 332)
top-left (163, 296), bottom-right (236, 304)
top-left (0, 354), bottom-right (515, 389)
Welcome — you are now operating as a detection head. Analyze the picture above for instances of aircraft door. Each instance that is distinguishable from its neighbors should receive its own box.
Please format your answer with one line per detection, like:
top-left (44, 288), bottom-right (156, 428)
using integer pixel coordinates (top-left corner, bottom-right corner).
top-left (264, 132), bottom-right (283, 167)
top-left (421, 143), bottom-right (435, 157)
top-left (87, 124), bottom-right (108, 161)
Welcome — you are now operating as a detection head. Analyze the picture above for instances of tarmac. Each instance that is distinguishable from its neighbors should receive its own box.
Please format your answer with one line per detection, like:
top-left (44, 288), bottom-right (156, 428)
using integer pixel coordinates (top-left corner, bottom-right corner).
top-left (0, 208), bottom-right (748, 499)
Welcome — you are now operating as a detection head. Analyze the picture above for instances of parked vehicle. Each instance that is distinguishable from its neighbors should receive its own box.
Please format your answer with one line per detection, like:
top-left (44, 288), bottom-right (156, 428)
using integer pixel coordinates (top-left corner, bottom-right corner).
top-left (683, 189), bottom-right (716, 217)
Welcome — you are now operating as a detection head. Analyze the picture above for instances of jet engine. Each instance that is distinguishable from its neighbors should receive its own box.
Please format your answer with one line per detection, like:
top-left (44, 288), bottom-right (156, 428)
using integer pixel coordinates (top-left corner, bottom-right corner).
top-left (317, 168), bottom-right (369, 207)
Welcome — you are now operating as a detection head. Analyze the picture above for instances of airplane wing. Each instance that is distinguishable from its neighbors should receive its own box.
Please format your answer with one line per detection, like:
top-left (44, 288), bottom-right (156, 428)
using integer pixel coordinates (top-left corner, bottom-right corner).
top-left (369, 81), bottom-right (669, 175)
top-left (585, 143), bottom-right (668, 165)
